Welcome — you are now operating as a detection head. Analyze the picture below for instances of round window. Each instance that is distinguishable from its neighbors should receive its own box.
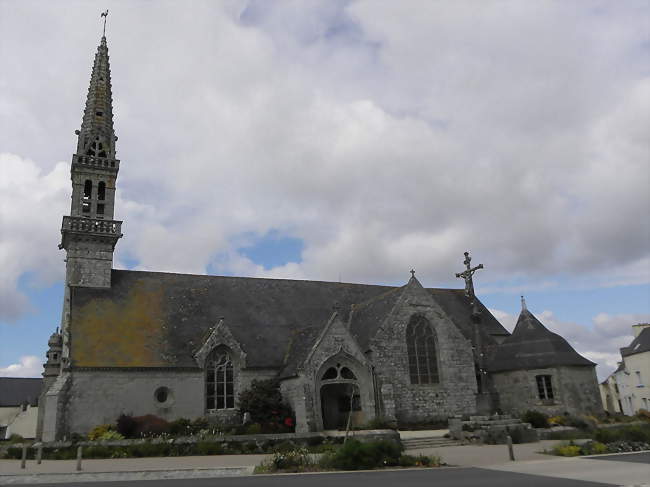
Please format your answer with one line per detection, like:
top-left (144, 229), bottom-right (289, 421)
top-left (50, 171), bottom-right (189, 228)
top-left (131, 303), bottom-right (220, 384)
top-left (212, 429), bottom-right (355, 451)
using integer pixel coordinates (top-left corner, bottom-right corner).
top-left (154, 387), bottom-right (169, 404)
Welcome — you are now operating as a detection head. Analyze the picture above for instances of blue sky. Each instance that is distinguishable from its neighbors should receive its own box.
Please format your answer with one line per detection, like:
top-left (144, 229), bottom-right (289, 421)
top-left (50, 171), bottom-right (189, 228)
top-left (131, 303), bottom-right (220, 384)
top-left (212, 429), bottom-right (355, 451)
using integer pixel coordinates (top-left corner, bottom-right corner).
top-left (1, 1), bottom-right (649, 380)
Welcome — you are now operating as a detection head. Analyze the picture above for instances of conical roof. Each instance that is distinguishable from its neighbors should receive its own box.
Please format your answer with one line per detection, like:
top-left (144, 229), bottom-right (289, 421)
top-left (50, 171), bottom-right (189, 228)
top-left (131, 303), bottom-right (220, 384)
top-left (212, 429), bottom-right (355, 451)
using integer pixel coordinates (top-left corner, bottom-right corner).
top-left (488, 308), bottom-right (594, 372)
top-left (76, 36), bottom-right (116, 158)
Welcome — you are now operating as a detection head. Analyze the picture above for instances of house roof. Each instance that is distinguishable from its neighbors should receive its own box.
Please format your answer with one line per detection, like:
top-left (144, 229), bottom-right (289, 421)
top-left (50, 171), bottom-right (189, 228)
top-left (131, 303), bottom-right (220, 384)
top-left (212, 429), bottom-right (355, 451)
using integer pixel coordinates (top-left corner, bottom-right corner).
top-left (488, 308), bottom-right (595, 372)
top-left (69, 269), bottom-right (509, 369)
top-left (0, 378), bottom-right (42, 407)
top-left (621, 327), bottom-right (650, 357)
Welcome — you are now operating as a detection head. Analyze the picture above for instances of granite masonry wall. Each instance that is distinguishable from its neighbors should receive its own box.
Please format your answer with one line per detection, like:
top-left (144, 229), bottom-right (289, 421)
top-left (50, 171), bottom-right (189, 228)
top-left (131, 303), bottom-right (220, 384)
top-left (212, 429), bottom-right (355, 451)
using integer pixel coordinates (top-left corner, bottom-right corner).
top-left (370, 281), bottom-right (477, 422)
top-left (491, 365), bottom-right (603, 416)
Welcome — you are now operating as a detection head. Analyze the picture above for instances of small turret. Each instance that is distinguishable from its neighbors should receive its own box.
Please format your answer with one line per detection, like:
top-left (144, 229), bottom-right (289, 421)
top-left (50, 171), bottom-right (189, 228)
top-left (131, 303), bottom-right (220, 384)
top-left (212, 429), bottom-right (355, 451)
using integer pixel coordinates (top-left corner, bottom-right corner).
top-left (43, 328), bottom-right (63, 388)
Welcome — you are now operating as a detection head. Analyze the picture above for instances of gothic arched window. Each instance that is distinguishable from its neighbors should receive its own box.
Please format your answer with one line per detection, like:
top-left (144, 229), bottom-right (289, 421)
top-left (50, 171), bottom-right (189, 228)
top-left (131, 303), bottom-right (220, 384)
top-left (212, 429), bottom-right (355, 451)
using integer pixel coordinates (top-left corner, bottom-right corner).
top-left (406, 315), bottom-right (439, 384)
top-left (205, 349), bottom-right (234, 410)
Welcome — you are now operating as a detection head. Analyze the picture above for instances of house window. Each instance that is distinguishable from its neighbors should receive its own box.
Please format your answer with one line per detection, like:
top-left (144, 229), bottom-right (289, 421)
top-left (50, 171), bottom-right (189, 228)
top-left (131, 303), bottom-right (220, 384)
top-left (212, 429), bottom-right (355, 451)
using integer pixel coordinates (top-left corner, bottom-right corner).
top-left (206, 350), bottom-right (234, 410)
top-left (406, 315), bottom-right (439, 384)
top-left (636, 371), bottom-right (643, 387)
top-left (536, 375), bottom-right (554, 400)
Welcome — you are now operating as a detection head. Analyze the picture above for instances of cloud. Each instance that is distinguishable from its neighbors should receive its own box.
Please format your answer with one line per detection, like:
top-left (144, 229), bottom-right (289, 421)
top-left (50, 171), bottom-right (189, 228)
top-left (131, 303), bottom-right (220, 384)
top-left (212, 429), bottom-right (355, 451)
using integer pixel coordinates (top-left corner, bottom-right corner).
top-left (0, 355), bottom-right (42, 378)
top-left (0, 1), bottom-right (648, 320)
top-left (489, 307), bottom-right (650, 380)
top-left (0, 153), bottom-right (69, 321)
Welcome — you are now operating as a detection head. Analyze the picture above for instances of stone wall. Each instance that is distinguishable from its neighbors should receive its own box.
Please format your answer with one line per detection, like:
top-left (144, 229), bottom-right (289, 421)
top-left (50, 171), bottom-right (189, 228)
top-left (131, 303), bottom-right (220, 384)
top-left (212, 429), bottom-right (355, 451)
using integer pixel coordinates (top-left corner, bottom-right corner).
top-left (370, 281), bottom-right (477, 422)
top-left (491, 365), bottom-right (603, 416)
top-left (63, 366), bottom-right (280, 435)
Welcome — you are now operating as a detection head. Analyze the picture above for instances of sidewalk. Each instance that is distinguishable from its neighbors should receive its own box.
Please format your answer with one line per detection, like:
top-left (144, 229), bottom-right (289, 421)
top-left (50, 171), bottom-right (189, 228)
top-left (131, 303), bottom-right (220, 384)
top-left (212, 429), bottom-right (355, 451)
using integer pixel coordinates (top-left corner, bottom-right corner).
top-left (404, 439), bottom-right (558, 467)
top-left (0, 437), bottom-right (567, 484)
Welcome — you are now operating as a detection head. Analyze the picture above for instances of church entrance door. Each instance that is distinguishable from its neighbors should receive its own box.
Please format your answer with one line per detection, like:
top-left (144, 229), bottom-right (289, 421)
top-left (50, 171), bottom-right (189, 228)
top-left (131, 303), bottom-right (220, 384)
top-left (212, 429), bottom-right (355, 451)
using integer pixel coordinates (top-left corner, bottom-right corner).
top-left (320, 383), bottom-right (361, 430)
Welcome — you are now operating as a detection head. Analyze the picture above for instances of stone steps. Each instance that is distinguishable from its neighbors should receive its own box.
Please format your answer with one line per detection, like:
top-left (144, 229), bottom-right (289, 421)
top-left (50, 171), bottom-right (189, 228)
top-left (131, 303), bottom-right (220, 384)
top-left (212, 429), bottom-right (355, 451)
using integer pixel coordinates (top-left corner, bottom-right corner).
top-left (401, 437), bottom-right (461, 449)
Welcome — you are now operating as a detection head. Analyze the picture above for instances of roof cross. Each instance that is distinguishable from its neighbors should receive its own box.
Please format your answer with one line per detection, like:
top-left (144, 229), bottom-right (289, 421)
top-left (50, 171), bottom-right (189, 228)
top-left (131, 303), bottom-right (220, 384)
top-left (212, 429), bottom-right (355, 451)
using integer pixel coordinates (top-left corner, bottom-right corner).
top-left (410, 269), bottom-right (415, 278)
top-left (455, 251), bottom-right (483, 302)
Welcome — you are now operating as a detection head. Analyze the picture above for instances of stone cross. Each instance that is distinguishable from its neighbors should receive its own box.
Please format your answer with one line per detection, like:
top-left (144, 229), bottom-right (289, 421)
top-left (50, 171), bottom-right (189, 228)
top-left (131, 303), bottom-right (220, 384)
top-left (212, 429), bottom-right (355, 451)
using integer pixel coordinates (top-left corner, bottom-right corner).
top-left (410, 269), bottom-right (415, 278)
top-left (455, 251), bottom-right (483, 302)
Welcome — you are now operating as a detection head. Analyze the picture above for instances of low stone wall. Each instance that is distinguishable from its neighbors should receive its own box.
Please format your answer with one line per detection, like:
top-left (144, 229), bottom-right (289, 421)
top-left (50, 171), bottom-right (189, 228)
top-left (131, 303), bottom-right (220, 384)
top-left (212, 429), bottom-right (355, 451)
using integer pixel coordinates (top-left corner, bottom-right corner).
top-left (449, 415), bottom-right (538, 444)
top-left (0, 429), bottom-right (400, 457)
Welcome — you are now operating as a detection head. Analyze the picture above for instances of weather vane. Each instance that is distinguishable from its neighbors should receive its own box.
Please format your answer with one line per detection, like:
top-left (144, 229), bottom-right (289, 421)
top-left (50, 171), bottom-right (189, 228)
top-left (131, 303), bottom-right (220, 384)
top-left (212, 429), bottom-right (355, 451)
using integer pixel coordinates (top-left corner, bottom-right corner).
top-left (101, 9), bottom-right (109, 37)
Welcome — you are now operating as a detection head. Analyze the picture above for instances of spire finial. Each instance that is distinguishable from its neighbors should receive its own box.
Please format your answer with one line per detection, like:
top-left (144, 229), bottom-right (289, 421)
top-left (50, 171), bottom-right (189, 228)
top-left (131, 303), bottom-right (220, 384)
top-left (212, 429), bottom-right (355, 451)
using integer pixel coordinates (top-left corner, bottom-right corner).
top-left (521, 295), bottom-right (527, 311)
top-left (101, 9), bottom-right (109, 37)
top-left (410, 269), bottom-right (415, 278)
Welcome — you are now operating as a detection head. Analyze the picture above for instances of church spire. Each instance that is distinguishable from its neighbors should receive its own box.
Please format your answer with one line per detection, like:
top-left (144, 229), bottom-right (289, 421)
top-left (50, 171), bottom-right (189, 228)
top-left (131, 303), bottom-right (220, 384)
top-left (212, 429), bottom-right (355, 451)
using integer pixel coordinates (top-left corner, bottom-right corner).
top-left (60, 31), bottom-right (123, 288)
top-left (75, 34), bottom-right (116, 159)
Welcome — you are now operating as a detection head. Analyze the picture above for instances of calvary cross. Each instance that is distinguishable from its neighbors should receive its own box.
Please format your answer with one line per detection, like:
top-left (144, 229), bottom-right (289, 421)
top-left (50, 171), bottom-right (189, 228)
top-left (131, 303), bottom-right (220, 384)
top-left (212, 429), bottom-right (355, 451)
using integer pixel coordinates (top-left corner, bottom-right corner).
top-left (455, 251), bottom-right (483, 301)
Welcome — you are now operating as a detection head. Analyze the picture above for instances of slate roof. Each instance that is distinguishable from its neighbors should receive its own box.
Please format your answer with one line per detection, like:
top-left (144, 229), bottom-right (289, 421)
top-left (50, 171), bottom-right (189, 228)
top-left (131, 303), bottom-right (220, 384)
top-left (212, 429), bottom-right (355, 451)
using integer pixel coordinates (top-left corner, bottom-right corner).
top-left (621, 327), bottom-right (650, 357)
top-left (0, 378), bottom-right (42, 407)
top-left (488, 309), bottom-right (595, 372)
top-left (70, 269), bottom-right (509, 370)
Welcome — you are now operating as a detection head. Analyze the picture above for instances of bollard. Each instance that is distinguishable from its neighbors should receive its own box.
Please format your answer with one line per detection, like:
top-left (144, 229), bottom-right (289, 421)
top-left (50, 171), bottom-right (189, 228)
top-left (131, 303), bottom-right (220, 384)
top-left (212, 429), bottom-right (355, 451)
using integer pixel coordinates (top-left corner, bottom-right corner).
top-left (76, 446), bottom-right (83, 471)
top-left (20, 445), bottom-right (27, 469)
top-left (36, 444), bottom-right (43, 464)
top-left (506, 434), bottom-right (515, 461)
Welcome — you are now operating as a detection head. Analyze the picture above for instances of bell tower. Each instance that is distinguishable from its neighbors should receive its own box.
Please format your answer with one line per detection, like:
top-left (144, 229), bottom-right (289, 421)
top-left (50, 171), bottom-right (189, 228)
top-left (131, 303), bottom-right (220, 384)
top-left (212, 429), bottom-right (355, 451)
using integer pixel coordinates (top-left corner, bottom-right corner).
top-left (59, 34), bottom-right (122, 288)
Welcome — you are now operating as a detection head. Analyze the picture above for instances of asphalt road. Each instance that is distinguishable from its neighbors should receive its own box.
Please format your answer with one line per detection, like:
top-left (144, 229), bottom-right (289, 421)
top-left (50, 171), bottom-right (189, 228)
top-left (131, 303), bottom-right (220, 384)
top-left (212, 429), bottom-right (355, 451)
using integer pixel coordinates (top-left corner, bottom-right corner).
top-left (25, 467), bottom-right (613, 487)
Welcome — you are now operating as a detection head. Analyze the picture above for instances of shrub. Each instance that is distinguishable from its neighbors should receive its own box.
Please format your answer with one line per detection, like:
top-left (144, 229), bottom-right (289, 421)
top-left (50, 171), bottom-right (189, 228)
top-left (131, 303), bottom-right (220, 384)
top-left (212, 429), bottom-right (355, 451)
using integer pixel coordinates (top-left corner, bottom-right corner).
top-left (256, 447), bottom-right (315, 473)
top-left (565, 415), bottom-right (590, 430)
top-left (8, 434), bottom-right (25, 443)
top-left (581, 441), bottom-right (608, 455)
top-left (238, 379), bottom-right (295, 432)
top-left (594, 424), bottom-right (650, 444)
top-left (97, 430), bottom-right (125, 441)
top-left (320, 439), bottom-right (403, 470)
top-left (398, 454), bottom-right (440, 467)
top-left (196, 441), bottom-right (224, 455)
top-left (116, 414), bottom-right (137, 438)
top-left (133, 414), bottom-right (170, 437)
top-left (190, 417), bottom-right (210, 434)
top-left (554, 444), bottom-right (581, 457)
top-left (88, 424), bottom-right (113, 441)
top-left (637, 409), bottom-right (650, 421)
top-left (245, 423), bottom-right (262, 435)
top-left (522, 410), bottom-right (549, 429)
top-left (548, 416), bottom-right (566, 426)
top-left (169, 418), bottom-right (192, 436)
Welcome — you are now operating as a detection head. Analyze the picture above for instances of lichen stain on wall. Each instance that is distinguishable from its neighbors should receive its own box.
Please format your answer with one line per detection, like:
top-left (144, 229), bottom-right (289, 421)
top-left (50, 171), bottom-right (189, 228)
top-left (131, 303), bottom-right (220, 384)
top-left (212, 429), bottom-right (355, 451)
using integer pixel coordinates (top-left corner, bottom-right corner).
top-left (71, 281), bottom-right (169, 367)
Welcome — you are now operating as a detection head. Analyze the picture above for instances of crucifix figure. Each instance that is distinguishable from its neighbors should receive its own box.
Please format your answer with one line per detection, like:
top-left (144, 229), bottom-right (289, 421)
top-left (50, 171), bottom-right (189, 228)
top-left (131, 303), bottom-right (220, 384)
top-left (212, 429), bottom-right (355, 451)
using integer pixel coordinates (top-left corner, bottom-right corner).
top-left (455, 251), bottom-right (483, 304)
top-left (101, 9), bottom-right (109, 37)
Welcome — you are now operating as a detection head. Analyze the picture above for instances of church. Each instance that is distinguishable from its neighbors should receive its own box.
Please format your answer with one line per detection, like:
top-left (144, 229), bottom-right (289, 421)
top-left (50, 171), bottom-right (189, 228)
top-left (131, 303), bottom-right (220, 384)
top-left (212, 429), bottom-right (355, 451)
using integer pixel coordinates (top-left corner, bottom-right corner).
top-left (38, 34), bottom-right (602, 441)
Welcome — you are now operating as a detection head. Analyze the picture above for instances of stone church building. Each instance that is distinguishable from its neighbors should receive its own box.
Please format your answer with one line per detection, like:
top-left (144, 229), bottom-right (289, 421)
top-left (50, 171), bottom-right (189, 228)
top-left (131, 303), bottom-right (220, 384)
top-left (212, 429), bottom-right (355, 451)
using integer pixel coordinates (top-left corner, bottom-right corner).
top-left (38, 35), bottom-right (602, 441)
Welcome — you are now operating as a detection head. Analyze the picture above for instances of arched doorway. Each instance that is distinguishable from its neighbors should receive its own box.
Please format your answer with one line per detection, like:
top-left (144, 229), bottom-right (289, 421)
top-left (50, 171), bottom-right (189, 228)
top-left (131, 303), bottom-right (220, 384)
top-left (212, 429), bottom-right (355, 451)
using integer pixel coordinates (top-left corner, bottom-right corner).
top-left (319, 363), bottom-right (362, 430)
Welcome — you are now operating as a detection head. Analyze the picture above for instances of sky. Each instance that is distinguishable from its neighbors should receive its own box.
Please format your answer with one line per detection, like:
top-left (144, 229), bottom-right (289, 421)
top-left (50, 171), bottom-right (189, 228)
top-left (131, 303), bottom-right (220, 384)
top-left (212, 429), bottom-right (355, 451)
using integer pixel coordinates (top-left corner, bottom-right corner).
top-left (0, 0), bottom-right (648, 382)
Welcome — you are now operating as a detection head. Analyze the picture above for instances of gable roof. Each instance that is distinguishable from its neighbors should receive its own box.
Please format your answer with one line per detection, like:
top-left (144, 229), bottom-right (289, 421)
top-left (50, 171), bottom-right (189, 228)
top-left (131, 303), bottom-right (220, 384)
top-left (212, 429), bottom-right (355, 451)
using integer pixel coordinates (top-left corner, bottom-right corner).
top-left (621, 327), bottom-right (650, 357)
top-left (488, 308), bottom-right (595, 372)
top-left (69, 269), bottom-right (509, 370)
top-left (0, 378), bottom-right (42, 407)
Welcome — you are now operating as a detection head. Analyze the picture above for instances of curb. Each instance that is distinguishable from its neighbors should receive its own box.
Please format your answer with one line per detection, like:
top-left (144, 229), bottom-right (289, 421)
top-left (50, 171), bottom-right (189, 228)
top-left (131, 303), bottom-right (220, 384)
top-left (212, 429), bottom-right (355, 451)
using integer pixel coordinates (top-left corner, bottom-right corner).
top-left (0, 466), bottom-right (253, 485)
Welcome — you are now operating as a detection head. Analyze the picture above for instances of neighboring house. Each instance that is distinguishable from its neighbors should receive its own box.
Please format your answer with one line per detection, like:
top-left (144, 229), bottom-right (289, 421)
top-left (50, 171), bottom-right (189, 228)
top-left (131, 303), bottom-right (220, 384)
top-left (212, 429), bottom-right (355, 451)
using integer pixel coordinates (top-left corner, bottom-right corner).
top-left (600, 324), bottom-right (650, 415)
top-left (0, 377), bottom-right (42, 439)
top-left (37, 32), bottom-right (603, 441)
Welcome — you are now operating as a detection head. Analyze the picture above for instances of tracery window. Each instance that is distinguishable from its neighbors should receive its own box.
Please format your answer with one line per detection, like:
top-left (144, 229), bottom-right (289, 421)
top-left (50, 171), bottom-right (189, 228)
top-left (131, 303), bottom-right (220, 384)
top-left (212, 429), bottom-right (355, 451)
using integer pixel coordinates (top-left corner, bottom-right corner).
top-left (406, 315), bottom-right (439, 384)
top-left (206, 349), bottom-right (234, 410)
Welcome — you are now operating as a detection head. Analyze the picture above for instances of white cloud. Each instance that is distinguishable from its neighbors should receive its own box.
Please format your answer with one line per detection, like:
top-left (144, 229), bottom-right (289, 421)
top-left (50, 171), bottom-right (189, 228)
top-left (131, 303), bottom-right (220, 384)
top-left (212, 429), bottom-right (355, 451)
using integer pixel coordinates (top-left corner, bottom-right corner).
top-left (0, 1), bottom-right (648, 319)
top-left (0, 355), bottom-right (42, 378)
top-left (0, 153), bottom-right (68, 320)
